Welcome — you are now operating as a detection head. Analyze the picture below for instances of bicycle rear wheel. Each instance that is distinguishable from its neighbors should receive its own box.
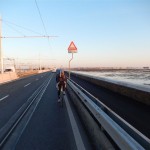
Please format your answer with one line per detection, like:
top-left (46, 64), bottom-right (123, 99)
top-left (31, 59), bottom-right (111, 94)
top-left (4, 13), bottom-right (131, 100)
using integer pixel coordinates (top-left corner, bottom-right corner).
top-left (60, 92), bottom-right (63, 107)
top-left (59, 85), bottom-right (64, 108)
top-left (61, 95), bottom-right (63, 107)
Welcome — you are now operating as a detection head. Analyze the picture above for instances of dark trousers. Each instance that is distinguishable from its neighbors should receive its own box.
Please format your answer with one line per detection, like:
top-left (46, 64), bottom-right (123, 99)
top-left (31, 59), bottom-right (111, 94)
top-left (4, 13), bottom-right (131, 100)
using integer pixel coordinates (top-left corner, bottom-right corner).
top-left (58, 83), bottom-right (65, 98)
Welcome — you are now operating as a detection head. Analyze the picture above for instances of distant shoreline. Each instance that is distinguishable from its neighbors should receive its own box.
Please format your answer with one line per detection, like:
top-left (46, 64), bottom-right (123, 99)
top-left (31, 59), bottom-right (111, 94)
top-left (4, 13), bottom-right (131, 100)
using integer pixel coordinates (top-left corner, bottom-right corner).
top-left (68, 68), bottom-right (150, 72)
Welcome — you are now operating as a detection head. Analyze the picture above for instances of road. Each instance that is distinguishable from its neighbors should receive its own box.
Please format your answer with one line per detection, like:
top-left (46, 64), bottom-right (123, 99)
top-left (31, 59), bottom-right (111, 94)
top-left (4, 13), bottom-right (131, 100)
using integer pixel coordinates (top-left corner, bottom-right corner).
top-left (0, 72), bottom-right (92, 150)
top-left (69, 73), bottom-right (150, 139)
top-left (0, 72), bottom-right (49, 129)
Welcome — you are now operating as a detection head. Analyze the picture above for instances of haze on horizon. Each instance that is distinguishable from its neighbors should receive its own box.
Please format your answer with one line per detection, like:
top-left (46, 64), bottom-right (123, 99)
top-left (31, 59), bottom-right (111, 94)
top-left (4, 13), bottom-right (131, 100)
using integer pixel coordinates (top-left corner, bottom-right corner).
top-left (0, 0), bottom-right (150, 69)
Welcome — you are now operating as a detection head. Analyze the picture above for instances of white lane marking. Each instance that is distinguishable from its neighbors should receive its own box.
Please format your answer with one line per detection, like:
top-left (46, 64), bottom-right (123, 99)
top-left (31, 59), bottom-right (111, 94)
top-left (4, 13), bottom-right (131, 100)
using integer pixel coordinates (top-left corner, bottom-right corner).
top-left (24, 83), bottom-right (31, 87)
top-left (36, 79), bottom-right (39, 81)
top-left (0, 95), bottom-right (9, 101)
top-left (65, 95), bottom-right (86, 150)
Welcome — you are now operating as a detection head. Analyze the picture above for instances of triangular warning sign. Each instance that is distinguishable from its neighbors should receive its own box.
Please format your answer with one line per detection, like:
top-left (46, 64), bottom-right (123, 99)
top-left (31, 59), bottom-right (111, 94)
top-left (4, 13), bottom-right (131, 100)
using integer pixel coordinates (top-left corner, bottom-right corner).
top-left (68, 41), bottom-right (77, 51)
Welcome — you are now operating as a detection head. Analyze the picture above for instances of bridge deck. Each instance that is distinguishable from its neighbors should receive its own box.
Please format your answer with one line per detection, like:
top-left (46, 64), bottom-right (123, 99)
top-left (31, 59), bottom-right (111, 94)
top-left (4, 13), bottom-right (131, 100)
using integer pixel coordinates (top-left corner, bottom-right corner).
top-left (0, 72), bottom-right (92, 150)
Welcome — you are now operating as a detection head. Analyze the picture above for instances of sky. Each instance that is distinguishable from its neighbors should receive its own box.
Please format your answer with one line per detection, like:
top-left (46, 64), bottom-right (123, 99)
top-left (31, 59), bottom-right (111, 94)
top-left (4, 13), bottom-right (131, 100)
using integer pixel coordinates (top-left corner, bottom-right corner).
top-left (0, 0), bottom-right (150, 68)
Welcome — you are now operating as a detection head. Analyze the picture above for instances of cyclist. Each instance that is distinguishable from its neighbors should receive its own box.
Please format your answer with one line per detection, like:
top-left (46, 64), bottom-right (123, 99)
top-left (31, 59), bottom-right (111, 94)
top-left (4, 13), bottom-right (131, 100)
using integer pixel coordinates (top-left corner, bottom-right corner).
top-left (56, 70), bottom-right (67, 102)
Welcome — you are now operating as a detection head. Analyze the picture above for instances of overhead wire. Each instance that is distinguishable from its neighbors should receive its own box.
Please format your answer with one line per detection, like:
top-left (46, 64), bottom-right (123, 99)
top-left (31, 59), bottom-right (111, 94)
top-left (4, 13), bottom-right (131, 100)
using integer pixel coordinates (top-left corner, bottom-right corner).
top-left (4, 22), bottom-right (25, 36)
top-left (2, 1), bottom-right (54, 48)
top-left (2, 19), bottom-right (44, 36)
top-left (34, 0), bottom-right (48, 36)
top-left (1, 2), bottom-right (56, 67)
top-left (2, 19), bottom-right (57, 38)
top-left (34, 0), bottom-right (53, 50)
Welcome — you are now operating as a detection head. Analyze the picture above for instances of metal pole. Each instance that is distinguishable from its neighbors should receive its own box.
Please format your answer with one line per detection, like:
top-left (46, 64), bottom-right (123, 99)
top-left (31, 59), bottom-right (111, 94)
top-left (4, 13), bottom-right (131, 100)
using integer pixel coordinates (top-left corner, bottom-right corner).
top-left (69, 53), bottom-right (73, 79)
top-left (0, 16), bottom-right (4, 74)
top-left (39, 53), bottom-right (41, 70)
top-left (13, 59), bottom-right (16, 72)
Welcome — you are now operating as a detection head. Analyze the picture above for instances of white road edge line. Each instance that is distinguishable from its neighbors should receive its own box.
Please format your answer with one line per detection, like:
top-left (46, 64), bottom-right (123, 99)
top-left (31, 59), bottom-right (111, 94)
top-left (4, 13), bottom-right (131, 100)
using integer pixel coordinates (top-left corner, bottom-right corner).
top-left (64, 95), bottom-right (86, 150)
top-left (0, 95), bottom-right (9, 101)
top-left (24, 83), bottom-right (31, 87)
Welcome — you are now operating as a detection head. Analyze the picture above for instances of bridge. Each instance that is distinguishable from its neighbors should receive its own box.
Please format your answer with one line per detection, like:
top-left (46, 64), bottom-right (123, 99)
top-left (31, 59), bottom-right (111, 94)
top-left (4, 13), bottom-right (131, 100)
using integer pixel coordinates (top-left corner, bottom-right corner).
top-left (0, 71), bottom-right (150, 150)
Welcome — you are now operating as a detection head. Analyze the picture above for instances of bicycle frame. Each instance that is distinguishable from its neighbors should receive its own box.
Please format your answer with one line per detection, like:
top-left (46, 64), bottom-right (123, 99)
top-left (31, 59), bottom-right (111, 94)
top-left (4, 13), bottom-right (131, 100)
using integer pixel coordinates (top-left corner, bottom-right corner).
top-left (60, 85), bottom-right (64, 107)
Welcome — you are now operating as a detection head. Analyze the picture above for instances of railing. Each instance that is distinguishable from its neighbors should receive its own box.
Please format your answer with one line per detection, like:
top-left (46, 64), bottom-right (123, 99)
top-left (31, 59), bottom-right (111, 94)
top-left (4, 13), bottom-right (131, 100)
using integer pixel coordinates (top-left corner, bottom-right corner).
top-left (67, 79), bottom-right (150, 150)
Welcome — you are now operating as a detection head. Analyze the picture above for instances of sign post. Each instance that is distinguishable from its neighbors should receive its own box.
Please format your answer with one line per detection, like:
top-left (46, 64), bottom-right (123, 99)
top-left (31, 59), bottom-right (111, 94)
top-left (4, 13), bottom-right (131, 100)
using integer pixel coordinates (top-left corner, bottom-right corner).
top-left (68, 41), bottom-right (77, 79)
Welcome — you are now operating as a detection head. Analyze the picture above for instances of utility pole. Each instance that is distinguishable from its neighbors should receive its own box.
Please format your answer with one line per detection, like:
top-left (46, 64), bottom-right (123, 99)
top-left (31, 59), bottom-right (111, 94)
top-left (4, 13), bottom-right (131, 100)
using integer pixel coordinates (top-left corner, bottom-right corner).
top-left (0, 16), bottom-right (4, 74)
top-left (39, 53), bottom-right (41, 70)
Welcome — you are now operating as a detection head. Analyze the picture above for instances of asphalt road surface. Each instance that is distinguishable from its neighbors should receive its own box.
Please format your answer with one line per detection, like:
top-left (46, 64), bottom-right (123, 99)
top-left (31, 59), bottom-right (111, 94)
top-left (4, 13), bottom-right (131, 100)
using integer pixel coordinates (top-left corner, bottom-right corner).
top-left (0, 72), bottom-right (92, 150)
top-left (0, 72), bottom-right (50, 129)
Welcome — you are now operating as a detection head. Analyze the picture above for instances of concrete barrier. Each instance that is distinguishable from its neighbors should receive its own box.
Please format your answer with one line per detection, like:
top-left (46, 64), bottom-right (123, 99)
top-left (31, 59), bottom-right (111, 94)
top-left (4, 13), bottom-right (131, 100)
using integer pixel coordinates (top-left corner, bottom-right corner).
top-left (69, 72), bottom-right (150, 105)
top-left (0, 72), bottom-right (18, 84)
top-left (38, 70), bottom-right (50, 73)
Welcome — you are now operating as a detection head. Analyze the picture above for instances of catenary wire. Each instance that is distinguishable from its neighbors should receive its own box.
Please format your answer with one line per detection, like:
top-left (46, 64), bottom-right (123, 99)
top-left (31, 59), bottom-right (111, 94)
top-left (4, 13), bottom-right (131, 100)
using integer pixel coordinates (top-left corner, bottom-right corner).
top-left (3, 22), bottom-right (26, 36)
top-left (2, 19), bottom-right (44, 36)
top-left (34, 0), bottom-right (53, 50)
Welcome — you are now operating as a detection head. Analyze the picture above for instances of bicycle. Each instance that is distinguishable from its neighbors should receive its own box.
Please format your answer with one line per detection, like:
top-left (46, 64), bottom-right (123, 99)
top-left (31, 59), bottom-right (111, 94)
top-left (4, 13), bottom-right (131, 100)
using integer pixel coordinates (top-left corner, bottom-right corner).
top-left (59, 85), bottom-right (65, 107)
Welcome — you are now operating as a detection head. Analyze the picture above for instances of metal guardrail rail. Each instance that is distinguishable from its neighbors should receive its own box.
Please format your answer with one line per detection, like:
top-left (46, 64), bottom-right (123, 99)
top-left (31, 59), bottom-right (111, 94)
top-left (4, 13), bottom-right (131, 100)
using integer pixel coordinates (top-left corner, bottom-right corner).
top-left (67, 79), bottom-right (150, 150)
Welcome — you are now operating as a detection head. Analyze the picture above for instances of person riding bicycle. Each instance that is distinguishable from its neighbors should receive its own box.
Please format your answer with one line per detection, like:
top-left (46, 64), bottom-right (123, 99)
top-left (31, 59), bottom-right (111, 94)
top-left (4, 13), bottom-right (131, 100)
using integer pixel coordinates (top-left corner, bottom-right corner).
top-left (56, 70), bottom-right (67, 102)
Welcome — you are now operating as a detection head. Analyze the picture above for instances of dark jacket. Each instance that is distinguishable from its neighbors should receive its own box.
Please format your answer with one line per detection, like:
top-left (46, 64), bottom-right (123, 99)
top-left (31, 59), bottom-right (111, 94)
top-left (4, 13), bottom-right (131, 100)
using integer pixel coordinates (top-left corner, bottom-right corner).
top-left (56, 73), bottom-right (66, 85)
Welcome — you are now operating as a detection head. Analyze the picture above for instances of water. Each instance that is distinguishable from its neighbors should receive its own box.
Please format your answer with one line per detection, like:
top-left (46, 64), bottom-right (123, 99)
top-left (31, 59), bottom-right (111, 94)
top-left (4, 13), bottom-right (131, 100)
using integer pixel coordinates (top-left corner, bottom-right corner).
top-left (73, 70), bottom-right (150, 91)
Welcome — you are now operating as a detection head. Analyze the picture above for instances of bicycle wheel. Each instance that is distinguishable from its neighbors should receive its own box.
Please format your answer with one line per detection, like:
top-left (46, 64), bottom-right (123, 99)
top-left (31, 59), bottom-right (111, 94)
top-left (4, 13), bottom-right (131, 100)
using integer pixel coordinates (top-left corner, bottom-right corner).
top-left (61, 95), bottom-right (63, 107)
top-left (60, 92), bottom-right (63, 108)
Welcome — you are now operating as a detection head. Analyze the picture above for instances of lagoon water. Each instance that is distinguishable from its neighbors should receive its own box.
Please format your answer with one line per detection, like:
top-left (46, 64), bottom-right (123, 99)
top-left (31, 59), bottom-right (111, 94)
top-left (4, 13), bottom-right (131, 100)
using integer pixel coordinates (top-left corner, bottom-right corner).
top-left (74, 70), bottom-right (150, 90)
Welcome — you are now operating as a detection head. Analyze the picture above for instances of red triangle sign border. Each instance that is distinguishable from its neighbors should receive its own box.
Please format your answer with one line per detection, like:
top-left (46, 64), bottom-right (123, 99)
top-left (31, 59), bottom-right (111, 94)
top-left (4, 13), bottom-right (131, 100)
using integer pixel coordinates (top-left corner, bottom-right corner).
top-left (68, 41), bottom-right (77, 51)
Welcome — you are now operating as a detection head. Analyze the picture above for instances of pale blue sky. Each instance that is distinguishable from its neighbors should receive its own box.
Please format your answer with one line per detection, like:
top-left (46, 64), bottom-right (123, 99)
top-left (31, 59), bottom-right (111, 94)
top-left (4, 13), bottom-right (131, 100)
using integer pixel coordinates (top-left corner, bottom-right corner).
top-left (0, 0), bottom-right (150, 68)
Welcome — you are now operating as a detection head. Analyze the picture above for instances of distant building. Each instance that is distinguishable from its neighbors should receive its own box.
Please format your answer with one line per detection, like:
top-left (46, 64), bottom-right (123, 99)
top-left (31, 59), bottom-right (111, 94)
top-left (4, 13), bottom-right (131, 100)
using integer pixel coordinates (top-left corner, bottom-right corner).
top-left (4, 66), bottom-right (16, 72)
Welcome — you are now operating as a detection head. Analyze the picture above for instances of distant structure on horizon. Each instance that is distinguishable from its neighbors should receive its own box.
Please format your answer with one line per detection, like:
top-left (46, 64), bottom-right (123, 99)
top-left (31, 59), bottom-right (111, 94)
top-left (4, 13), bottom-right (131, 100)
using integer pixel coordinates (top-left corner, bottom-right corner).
top-left (143, 67), bottom-right (149, 69)
top-left (67, 67), bottom-right (144, 71)
top-left (4, 66), bottom-right (16, 72)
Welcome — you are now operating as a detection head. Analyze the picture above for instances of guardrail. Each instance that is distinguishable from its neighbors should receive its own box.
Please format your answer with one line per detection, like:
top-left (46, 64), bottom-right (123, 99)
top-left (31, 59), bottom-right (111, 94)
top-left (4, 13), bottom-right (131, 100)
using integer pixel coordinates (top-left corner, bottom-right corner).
top-left (67, 79), bottom-right (150, 150)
